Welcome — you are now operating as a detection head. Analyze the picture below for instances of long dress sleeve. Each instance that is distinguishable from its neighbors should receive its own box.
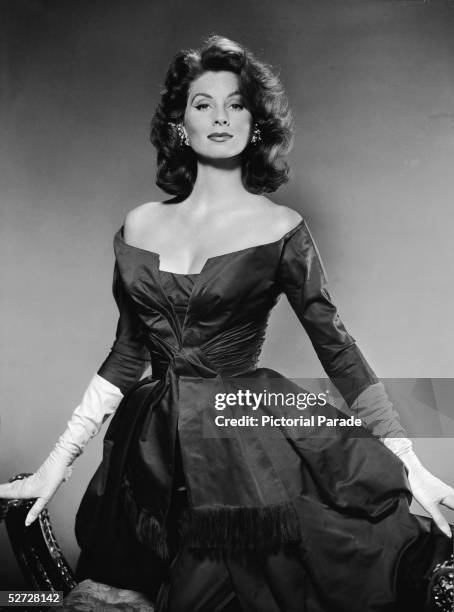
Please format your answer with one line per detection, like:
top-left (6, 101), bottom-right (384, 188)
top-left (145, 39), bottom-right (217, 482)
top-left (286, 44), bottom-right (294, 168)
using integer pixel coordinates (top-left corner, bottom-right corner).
top-left (277, 219), bottom-right (411, 446)
top-left (97, 261), bottom-right (150, 394)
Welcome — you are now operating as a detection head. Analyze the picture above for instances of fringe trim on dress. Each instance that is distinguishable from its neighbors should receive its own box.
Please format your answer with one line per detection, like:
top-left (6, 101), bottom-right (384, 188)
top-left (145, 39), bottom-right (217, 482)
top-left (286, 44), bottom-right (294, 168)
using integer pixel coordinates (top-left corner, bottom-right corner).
top-left (121, 475), bottom-right (302, 557)
top-left (121, 475), bottom-right (170, 560)
top-left (179, 502), bottom-right (302, 552)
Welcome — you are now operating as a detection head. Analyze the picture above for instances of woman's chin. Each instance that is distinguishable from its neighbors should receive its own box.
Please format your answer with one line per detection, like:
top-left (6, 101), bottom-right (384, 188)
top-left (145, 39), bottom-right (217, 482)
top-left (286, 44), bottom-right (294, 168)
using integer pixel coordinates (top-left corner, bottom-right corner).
top-left (195, 151), bottom-right (244, 167)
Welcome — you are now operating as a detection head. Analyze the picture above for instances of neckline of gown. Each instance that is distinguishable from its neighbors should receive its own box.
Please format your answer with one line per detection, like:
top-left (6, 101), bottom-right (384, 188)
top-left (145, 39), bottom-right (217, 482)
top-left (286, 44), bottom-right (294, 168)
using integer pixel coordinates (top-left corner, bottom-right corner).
top-left (115, 219), bottom-right (305, 276)
top-left (114, 219), bottom-right (305, 336)
top-left (158, 269), bottom-right (200, 278)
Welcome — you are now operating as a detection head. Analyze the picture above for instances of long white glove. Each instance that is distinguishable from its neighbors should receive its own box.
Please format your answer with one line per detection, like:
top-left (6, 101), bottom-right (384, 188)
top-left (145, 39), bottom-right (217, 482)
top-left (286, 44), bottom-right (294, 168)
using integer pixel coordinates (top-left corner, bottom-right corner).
top-left (0, 373), bottom-right (123, 526)
top-left (353, 382), bottom-right (454, 537)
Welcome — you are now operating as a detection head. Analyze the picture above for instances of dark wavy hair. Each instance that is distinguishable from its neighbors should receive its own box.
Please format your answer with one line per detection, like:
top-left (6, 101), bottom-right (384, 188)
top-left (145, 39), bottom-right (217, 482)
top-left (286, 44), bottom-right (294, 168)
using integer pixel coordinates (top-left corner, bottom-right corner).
top-left (150, 35), bottom-right (294, 196)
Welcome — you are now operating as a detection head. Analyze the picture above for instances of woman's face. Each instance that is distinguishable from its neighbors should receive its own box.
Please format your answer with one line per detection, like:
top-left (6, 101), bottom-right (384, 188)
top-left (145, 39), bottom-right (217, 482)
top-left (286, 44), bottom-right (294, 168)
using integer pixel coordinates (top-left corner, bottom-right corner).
top-left (183, 70), bottom-right (253, 159)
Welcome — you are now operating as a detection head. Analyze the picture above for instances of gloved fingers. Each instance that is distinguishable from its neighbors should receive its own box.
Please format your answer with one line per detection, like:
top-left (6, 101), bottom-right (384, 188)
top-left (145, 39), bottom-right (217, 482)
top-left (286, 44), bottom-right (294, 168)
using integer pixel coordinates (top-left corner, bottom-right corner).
top-left (0, 470), bottom-right (67, 502)
top-left (419, 498), bottom-right (452, 539)
top-left (0, 476), bottom-right (36, 500)
top-left (0, 481), bottom-right (20, 499)
top-left (24, 497), bottom-right (49, 527)
top-left (23, 472), bottom-right (71, 526)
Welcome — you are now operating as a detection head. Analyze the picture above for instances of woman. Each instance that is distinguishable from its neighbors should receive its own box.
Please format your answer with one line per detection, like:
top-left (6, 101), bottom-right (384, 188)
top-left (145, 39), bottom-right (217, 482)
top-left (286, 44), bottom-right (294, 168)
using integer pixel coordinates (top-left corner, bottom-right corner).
top-left (0, 35), bottom-right (453, 612)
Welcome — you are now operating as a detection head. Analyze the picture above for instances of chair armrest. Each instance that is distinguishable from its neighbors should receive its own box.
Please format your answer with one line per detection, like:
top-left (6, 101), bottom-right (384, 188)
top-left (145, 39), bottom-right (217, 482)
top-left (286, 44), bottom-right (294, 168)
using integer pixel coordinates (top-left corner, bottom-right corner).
top-left (1, 473), bottom-right (156, 611)
top-left (0, 473), bottom-right (77, 595)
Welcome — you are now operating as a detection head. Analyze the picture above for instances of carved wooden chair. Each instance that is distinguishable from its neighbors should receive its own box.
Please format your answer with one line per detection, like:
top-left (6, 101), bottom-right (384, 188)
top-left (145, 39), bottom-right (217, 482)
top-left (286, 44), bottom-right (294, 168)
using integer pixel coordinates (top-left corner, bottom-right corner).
top-left (0, 473), bottom-right (155, 612)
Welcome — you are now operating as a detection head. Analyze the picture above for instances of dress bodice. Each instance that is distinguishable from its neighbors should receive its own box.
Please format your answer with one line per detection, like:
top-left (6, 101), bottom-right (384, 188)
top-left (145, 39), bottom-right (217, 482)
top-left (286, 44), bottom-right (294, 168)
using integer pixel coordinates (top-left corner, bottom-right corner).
top-left (158, 270), bottom-right (198, 328)
top-left (98, 219), bottom-right (379, 404)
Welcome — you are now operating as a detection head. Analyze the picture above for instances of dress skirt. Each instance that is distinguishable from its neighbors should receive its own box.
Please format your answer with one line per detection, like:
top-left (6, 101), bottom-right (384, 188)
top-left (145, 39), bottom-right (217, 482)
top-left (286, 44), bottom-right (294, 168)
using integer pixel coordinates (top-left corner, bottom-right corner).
top-left (153, 440), bottom-right (454, 612)
top-left (75, 417), bottom-right (453, 612)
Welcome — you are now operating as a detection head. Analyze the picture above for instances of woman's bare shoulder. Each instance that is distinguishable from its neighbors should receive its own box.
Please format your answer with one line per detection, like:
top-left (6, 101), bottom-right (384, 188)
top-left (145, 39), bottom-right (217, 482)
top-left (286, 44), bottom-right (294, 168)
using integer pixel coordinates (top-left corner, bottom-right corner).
top-left (123, 201), bottom-right (165, 243)
top-left (258, 197), bottom-right (304, 236)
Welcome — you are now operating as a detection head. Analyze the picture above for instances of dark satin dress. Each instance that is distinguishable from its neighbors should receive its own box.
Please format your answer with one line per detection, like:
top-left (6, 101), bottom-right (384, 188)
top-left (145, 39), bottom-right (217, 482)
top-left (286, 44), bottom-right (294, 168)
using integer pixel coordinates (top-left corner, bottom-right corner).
top-left (74, 220), bottom-right (453, 611)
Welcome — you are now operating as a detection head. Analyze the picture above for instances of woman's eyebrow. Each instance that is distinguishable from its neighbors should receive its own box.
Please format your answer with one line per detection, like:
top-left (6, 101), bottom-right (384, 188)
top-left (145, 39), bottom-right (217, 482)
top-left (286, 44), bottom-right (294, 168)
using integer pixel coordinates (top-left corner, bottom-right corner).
top-left (191, 90), bottom-right (242, 102)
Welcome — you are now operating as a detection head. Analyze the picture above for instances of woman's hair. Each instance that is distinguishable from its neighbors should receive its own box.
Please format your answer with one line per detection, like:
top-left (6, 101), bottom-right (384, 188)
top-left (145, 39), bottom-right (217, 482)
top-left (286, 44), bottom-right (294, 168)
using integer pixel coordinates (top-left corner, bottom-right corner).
top-left (150, 35), bottom-right (294, 196)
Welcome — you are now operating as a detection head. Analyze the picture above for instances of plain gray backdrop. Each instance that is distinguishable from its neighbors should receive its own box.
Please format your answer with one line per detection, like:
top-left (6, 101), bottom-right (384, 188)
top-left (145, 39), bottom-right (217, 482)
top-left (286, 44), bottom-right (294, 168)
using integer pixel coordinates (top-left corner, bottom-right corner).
top-left (1, 0), bottom-right (453, 588)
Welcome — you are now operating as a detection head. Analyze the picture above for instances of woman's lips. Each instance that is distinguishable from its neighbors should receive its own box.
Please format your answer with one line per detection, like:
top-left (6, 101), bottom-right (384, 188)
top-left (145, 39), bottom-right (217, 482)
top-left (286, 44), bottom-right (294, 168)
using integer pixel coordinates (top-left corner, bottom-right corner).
top-left (208, 134), bottom-right (233, 142)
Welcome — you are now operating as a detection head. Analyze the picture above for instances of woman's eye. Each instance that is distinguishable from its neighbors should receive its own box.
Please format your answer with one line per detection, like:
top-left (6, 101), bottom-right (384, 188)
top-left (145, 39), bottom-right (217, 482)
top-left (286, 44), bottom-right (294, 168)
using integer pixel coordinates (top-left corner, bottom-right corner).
top-left (194, 102), bottom-right (244, 111)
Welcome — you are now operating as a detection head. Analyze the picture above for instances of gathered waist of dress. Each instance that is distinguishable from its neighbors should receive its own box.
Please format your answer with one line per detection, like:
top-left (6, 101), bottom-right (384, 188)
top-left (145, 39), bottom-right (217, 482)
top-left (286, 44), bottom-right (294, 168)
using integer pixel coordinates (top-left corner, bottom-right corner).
top-left (147, 317), bottom-right (269, 379)
top-left (149, 351), bottom-right (259, 379)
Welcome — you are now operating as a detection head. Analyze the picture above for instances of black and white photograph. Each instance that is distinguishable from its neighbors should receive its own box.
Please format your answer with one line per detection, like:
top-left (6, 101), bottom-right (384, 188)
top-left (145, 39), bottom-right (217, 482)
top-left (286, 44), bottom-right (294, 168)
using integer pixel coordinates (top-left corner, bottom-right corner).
top-left (1, 1), bottom-right (453, 610)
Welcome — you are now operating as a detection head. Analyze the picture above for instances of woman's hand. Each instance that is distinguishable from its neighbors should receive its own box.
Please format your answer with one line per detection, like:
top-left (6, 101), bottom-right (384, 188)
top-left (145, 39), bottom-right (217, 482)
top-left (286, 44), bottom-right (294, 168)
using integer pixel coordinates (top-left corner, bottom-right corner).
top-left (0, 376), bottom-right (124, 527)
top-left (0, 451), bottom-right (72, 526)
top-left (400, 450), bottom-right (454, 538)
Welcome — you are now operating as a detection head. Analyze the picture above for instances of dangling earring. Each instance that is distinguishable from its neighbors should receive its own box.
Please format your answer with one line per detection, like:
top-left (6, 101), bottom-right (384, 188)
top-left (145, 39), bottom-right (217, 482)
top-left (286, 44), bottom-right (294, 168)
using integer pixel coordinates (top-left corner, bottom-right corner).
top-left (250, 123), bottom-right (262, 145)
top-left (169, 121), bottom-right (190, 146)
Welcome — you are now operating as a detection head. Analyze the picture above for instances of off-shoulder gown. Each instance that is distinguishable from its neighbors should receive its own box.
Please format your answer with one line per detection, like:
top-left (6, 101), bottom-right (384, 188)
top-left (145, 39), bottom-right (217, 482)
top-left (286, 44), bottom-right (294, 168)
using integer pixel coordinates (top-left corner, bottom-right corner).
top-left (74, 219), bottom-right (452, 611)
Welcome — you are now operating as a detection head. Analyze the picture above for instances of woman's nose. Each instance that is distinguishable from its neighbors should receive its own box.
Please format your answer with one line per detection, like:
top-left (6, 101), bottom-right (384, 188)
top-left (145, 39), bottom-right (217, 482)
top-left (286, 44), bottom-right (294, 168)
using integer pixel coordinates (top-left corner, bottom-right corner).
top-left (213, 113), bottom-right (230, 126)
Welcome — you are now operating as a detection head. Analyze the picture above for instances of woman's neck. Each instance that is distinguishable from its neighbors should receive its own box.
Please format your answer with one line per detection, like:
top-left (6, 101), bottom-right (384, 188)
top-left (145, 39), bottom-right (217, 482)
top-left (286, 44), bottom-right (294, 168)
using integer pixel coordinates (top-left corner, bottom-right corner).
top-left (184, 155), bottom-right (250, 213)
